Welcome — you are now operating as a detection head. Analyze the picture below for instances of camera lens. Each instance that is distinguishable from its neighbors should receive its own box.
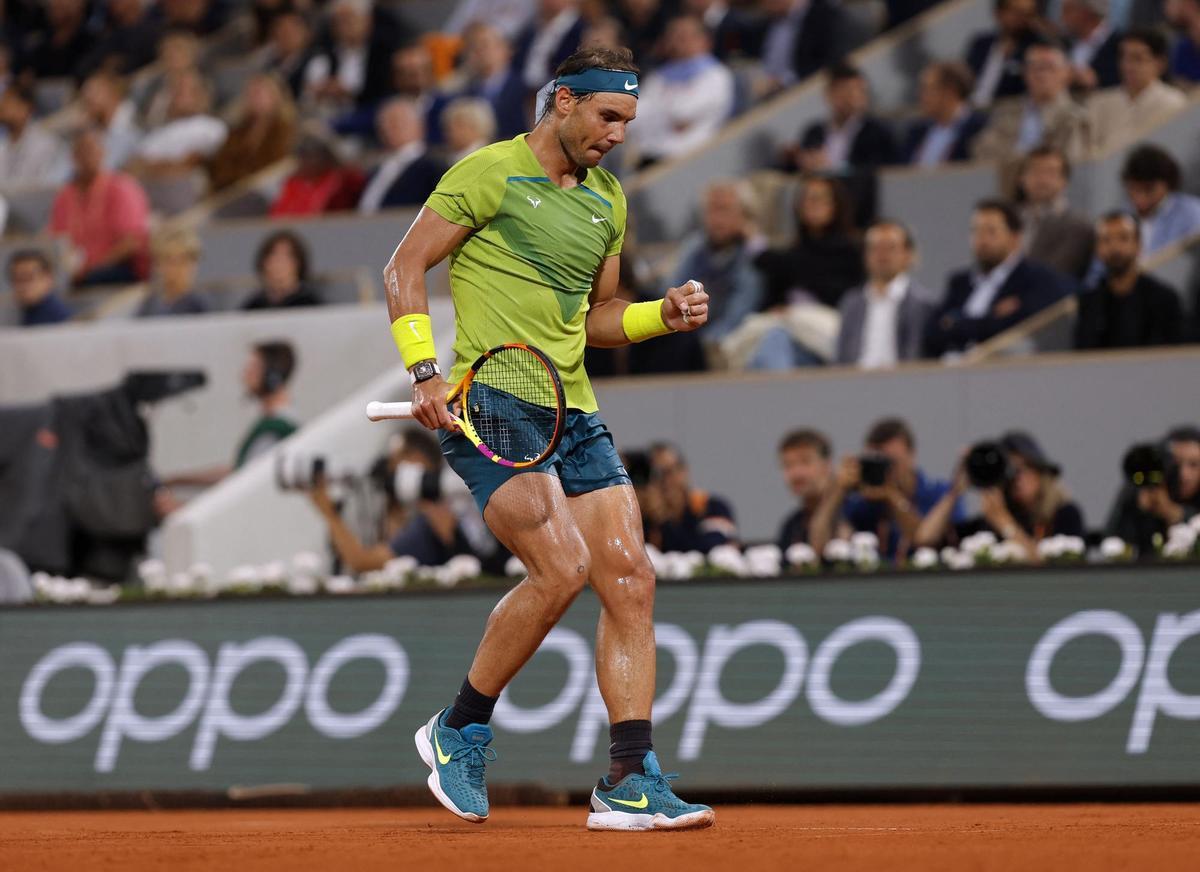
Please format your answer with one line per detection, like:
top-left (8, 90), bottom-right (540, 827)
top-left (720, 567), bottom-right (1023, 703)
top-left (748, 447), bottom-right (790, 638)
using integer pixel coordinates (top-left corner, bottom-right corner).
top-left (965, 441), bottom-right (1009, 489)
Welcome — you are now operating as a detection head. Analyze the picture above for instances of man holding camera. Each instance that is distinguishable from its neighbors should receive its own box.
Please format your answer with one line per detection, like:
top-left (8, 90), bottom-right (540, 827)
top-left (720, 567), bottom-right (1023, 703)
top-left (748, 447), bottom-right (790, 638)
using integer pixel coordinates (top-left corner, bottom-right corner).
top-left (1107, 427), bottom-right (1200, 555)
top-left (810, 418), bottom-right (958, 561)
top-left (308, 428), bottom-right (477, 571)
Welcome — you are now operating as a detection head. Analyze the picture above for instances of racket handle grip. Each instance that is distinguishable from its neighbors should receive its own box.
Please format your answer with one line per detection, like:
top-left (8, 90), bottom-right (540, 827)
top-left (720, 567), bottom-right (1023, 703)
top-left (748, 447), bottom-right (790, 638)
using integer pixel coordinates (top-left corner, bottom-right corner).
top-left (366, 401), bottom-right (414, 421)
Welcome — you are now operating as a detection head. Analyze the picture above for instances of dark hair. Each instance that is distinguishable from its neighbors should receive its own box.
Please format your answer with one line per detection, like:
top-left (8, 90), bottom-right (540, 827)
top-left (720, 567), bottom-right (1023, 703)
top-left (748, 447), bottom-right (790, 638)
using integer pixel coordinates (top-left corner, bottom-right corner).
top-left (974, 198), bottom-right (1023, 233)
top-left (254, 341), bottom-right (296, 390)
top-left (867, 218), bottom-right (916, 250)
top-left (541, 46), bottom-right (640, 118)
top-left (255, 230), bottom-right (311, 282)
top-left (796, 174), bottom-right (858, 240)
top-left (1166, 425), bottom-right (1200, 445)
top-left (8, 248), bottom-right (53, 274)
top-left (1023, 144), bottom-right (1070, 179)
top-left (928, 61), bottom-right (974, 100)
top-left (1120, 144), bottom-right (1181, 190)
top-left (826, 61), bottom-right (863, 84)
top-left (401, 426), bottom-right (444, 469)
top-left (1120, 27), bottom-right (1170, 59)
top-left (866, 417), bottom-right (915, 451)
top-left (1024, 35), bottom-right (1069, 56)
top-left (1098, 209), bottom-right (1141, 235)
top-left (779, 429), bottom-right (832, 458)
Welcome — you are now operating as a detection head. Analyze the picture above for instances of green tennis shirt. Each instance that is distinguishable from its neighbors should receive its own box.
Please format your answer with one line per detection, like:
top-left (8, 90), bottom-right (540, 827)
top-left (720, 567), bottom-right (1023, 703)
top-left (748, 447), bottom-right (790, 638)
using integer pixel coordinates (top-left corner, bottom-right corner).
top-left (423, 134), bottom-right (627, 413)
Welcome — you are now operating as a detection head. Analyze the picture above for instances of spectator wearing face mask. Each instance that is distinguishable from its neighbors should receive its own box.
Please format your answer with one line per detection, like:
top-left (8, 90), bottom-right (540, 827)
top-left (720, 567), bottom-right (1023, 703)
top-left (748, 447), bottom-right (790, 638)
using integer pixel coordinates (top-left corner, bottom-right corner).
top-left (1075, 211), bottom-right (1184, 349)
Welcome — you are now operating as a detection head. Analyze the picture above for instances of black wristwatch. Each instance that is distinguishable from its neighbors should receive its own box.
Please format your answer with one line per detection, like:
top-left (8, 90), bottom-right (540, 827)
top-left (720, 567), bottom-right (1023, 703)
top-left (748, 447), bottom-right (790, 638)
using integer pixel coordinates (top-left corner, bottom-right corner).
top-left (409, 360), bottom-right (441, 385)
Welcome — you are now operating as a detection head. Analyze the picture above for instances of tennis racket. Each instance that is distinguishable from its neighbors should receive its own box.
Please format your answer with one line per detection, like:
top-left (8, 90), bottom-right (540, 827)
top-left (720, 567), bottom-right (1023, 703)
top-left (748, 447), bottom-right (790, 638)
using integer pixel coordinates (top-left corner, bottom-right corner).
top-left (366, 343), bottom-right (566, 468)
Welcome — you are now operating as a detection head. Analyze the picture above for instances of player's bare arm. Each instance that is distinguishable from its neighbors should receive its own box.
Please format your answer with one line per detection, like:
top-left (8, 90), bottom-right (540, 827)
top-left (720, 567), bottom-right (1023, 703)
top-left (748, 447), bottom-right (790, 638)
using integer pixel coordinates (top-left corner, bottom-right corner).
top-left (383, 207), bottom-right (470, 432)
top-left (584, 256), bottom-right (712, 348)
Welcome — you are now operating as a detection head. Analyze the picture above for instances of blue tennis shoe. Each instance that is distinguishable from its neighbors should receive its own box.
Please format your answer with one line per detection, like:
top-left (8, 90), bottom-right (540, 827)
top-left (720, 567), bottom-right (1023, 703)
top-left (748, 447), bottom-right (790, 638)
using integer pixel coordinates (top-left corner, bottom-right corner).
top-left (415, 708), bottom-right (497, 823)
top-left (587, 751), bottom-right (715, 831)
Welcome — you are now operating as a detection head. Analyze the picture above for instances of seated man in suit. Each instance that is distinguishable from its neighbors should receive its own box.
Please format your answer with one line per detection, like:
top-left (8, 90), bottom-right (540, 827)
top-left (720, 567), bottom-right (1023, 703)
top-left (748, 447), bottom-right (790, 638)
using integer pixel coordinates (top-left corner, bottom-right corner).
top-left (966, 0), bottom-right (1041, 106)
top-left (790, 63), bottom-right (898, 174)
top-left (1060, 0), bottom-right (1121, 90)
top-left (358, 98), bottom-right (444, 214)
top-left (925, 199), bottom-right (1074, 358)
top-left (1075, 211), bottom-right (1184, 349)
top-left (835, 220), bottom-right (937, 368)
top-left (431, 23), bottom-right (529, 144)
top-left (757, 0), bottom-right (845, 94)
top-left (972, 39), bottom-right (1089, 195)
top-left (1017, 145), bottom-right (1095, 281)
top-left (903, 61), bottom-right (988, 167)
top-left (514, 0), bottom-right (585, 92)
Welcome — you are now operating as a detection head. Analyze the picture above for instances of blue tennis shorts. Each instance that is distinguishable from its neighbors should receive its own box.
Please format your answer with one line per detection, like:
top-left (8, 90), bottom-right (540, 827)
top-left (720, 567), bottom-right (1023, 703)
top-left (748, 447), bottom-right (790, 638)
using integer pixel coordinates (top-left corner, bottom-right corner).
top-left (440, 410), bottom-right (632, 515)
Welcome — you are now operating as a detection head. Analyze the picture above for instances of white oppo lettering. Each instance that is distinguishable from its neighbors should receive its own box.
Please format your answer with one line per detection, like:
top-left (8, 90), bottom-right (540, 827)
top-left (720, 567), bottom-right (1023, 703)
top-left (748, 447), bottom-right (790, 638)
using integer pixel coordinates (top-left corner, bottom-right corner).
top-left (1026, 609), bottom-right (1200, 753)
top-left (494, 618), bottom-right (921, 761)
top-left (20, 634), bottom-right (408, 772)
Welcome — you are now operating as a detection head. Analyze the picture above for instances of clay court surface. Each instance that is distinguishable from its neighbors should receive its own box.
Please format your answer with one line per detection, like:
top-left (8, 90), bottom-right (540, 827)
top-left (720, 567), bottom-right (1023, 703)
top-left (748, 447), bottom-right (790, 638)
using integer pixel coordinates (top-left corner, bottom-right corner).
top-left (2, 804), bottom-right (1199, 871)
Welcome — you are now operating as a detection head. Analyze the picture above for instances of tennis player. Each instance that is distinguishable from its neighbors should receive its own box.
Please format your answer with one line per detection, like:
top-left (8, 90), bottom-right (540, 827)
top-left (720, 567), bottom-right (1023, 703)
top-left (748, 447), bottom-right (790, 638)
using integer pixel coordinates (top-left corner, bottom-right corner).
top-left (383, 46), bottom-right (713, 831)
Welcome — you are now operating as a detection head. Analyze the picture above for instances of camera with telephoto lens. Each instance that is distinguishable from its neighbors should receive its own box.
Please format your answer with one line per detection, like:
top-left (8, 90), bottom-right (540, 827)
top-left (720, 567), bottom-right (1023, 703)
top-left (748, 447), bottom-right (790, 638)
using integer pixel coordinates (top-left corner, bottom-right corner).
top-left (965, 441), bottom-right (1011, 489)
top-left (1123, 443), bottom-right (1176, 491)
top-left (859, 453), bottom-right (892, 488)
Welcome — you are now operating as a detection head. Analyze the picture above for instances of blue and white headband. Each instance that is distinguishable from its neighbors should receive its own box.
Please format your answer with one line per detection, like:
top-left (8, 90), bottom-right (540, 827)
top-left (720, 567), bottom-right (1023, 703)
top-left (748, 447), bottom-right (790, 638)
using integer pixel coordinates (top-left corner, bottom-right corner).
top-left (555, 67), bottom-right (639, 98)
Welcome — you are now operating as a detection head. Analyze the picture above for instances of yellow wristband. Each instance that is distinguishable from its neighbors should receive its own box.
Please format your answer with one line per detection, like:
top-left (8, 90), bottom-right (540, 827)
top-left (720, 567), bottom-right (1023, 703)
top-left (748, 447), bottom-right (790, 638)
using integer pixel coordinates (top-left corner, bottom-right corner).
top-left (390, 313), bottom-right (437, 369)
top-left (622, 299), bottom-right (674, 343)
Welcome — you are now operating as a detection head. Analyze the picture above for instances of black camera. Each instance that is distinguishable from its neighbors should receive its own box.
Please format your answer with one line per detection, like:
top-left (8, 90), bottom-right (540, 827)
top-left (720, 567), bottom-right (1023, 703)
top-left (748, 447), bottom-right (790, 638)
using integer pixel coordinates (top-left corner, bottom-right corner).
top-left (1123, 443), bottom-right (1173, 490)
top-left (859, 453), bottom-right (892, 488)
top-left (965, 441), bottom-right (1011, 489)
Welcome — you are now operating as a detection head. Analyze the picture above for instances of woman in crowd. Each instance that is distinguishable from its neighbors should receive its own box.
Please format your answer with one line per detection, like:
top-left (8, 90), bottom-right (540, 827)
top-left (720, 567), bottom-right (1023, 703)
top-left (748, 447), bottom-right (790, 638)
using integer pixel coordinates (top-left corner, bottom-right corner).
top-left (209, 73), bottom-right (298, 192)
top-left (916, 432), bottom-right (1085, 561)
top-left (242, 229), bottom-right (322, 309)
top-left (270, 134), bottom-right (363, 216)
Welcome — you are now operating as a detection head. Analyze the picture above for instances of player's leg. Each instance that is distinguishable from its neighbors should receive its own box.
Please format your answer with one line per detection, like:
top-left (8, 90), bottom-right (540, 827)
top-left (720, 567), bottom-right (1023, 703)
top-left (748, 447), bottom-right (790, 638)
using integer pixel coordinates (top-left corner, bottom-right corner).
top-left (555, 414), bottom-right (714, 831)
top-left (415, 470), bottom-right (591, 823)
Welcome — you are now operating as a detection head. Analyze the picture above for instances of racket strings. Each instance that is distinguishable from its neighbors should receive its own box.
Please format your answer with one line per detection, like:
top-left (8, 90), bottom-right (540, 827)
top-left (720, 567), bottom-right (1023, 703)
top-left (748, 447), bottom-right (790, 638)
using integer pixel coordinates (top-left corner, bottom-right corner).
top-left (467, 347), bottom-right (562, 464)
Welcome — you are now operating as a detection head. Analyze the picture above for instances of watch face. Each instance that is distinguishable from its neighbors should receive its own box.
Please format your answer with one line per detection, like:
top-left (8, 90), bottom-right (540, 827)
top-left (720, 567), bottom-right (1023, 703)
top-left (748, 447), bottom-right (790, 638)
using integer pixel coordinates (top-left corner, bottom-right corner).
top-left (413, 362), bottom-right (436, 381)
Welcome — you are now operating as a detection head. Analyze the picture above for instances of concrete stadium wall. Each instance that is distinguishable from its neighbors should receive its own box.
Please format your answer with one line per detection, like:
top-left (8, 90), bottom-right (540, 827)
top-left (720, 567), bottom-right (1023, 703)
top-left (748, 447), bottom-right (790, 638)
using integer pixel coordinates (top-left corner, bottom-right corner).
top-left (592, 348), bottom-right (1200, 544)
top-left (0, 303), bottom-right (439, 476)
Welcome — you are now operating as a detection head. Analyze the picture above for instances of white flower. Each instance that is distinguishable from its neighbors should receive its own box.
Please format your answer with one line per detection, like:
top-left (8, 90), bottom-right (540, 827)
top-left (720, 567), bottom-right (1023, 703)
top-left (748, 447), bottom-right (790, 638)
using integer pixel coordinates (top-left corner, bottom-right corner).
top-left (960, 531), bottom-right (997, 556)
top-left (679, 551), bottom-right (706, 576)
top-left (998, 540), bottom-right (1030, 564)
top-left (260, 560), bottom-right (289, 587)
top-left (643, 543), bottom-right (668, 576)
top-left (138, 559), bottom-right (168, 595)
top-left (291, 551), bottom-right (323, 576)
top-left (1037, 537), bottom-right (1065, 560)
top-left (504, 555), bottom-right (527, 578)
top-left (87, 585), bottom-right (121, 605)
top-left (384, 555), bottom-right (417, 584)
top-left (1190, 514), bottom-right (1200, 534)
top-left (850, 532), bottom-right (879, 552)
top-left (286, 573), bottom-right (320, 596)
top-left (658, 552), bottom-right (690, 581)
top-left (785, 543), bottom-right (817, 567)
top-left (911, 547), bottom-right (939, 569)
top-left (744, 544), bottom-right (782, 577)
top-left (167, 573), bottom-right (195, 597)
top-left (67, 577), bottom-right (93, 602)
top-left (445, 554), bottom-right (483, 585)
top-left (47, 576), bottom-right (74, 602)
top-left (1060, 536), bottom-right (1086, 557)
top-left (708, 544), bottom-right (748, 576)
top-left (226, 565), bottom-right (260, 591)
top-left (434, 565), bottom-right (460, 588)
top-left (1100, 537), bottom-right (1127, 560)
top-left (947, 551), bottom-right (975, 571)
top-left (1163, 537), bottom-right (1192, 559)
top-left (824, 538), bottom-right (852, 563)
top-left (324, 575), bottom-right (357, 594)
top-left (855, 551), bottom-right (880, 571)
top-left (32, 572), bottom-right (54, 599)
top-left (1167, 524), bottom-right (1197, 550)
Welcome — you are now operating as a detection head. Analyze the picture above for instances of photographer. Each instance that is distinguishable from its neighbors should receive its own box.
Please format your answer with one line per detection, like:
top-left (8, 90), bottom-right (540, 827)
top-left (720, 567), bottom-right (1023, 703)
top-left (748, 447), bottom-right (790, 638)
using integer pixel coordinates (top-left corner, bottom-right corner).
top-left (1107, 426), bottom-right (1200, 556)
top-left (811, 418), bottom-right (956, 561)
top-left (641, 442), bottom-right (738, 554)
top-left (308, 428), bottom-right (477, 572)
top-left (917, 432), bottom-right (1084, 559)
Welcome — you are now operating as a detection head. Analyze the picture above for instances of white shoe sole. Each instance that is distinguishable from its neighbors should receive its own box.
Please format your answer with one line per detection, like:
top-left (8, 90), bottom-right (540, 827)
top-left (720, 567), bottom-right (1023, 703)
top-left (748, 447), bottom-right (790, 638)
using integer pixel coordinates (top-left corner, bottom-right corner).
top-left (414, 713), bottom-right (486, 823)
top-left (586, 808), bottom-right (716, 831)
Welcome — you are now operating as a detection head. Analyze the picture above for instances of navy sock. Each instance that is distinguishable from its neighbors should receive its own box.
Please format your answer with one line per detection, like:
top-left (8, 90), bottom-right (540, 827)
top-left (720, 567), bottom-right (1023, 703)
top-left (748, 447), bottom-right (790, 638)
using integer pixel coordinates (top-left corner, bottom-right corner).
top-left (606, 720), bottom-right (652, 786)
top-left (445, 677), bottom-right (498, 730)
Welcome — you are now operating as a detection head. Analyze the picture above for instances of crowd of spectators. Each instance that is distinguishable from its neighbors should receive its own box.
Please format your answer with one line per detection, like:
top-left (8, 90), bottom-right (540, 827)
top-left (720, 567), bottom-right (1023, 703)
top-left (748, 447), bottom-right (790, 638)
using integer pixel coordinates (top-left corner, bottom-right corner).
top-left (609, 416), bottom-right (1200, 565)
